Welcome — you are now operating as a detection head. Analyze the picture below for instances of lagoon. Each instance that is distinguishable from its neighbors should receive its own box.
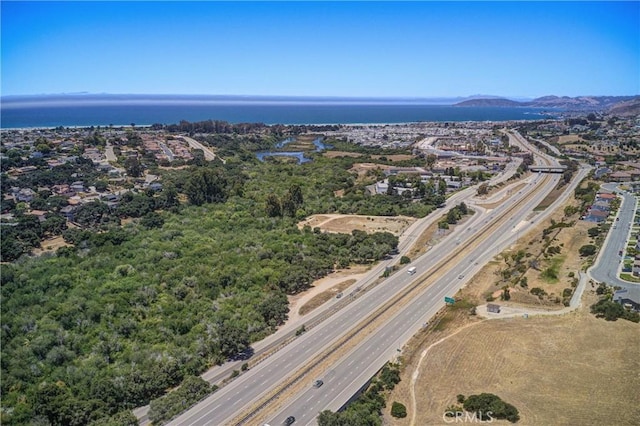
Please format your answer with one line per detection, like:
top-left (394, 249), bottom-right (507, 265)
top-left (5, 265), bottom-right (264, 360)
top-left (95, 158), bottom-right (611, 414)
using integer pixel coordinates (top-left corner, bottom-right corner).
top-left (256, 137), bottom-right (330, 164)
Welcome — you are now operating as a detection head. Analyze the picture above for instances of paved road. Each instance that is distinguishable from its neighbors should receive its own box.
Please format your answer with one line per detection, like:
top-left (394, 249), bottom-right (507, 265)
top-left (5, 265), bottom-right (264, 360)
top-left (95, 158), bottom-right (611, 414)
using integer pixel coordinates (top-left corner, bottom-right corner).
top-left (267, 146), bottom-right (593, 426)
top-left (104, 143), bottom-right (117, 162)
top-left (266, 170), bottom-right (565, 426)
top-left (589, 183), bottom-right (639, 293)
top-left (179, 135), bottom-right (226, 163)
top-left (170, 131), bottom-right (566, 426)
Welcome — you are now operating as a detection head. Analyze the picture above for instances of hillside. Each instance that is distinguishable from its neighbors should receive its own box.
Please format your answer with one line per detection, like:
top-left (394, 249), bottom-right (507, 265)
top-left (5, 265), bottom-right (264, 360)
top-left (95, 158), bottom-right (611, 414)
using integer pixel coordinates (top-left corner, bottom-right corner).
top-left (608, 96), bottom-right (640, 117)
top-left (455, 95), bottom-right (637, 111)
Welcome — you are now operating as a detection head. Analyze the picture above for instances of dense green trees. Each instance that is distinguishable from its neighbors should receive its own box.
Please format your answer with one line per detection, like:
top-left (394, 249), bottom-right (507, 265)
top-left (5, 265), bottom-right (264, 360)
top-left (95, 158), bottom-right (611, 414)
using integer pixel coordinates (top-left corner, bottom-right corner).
top-left (317, 363), bottom-right (401, 426)
top-left (1, 133), bottom-right (448, 424)
top-left (148, 376), bottom-right (214, 424)
top-left (184, 167), bottom-right (228, 205)
top-left (591, 299), bottom-right (640, 322)
top-left (1, 198), bottom-right (398, 423)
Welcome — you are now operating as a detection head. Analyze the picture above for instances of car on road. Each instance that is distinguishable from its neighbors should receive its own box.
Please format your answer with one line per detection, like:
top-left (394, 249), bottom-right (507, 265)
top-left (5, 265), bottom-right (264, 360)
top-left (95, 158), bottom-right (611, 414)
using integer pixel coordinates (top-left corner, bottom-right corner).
top-left (284, 416), bottom-right (295, 425)
top-left (336, 292), bottom-right (343, 299)
top-left (458, 274), bottom-right (464, 279)
top-left (313, 379), bottom-right (324, 388)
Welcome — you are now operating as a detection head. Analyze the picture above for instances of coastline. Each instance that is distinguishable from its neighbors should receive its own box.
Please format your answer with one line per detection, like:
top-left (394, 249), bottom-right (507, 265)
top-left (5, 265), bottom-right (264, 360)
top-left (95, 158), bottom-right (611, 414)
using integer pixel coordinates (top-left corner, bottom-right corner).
top-left (0, 104), bottom-right (557, 130)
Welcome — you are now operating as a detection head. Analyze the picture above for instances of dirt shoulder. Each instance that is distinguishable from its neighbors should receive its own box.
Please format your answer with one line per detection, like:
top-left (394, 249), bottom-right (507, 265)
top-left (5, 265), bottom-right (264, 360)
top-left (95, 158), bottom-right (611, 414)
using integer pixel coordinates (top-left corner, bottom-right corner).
top-left (285, 266), bottom-right (370, 324)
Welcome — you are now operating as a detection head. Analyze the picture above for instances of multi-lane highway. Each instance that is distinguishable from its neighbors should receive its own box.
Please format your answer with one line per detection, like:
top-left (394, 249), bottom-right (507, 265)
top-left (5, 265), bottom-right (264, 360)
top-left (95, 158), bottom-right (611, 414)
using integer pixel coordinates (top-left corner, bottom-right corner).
top-left (169, 130), bottom-right (571, 426)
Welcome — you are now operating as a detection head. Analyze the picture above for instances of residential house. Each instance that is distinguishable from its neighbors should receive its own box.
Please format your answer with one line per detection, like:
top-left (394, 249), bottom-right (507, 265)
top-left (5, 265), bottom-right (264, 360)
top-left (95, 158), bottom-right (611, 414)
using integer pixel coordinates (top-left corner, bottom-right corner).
top-left (595, 192), bottom-right (616, 202)
top-left (633, 255), bottom-right (640, 277)
top-left (584, 209), bottom-right (608, 222)
top-left (609, 171), bottom-right (632, 182)
top-left (60, 205), bottom-right (77, 221)
top-left (613, 287), bottom-right (640, 311)
top-left (25, 210), bottom-right (47, 222)
top-left (15, 188), bottom-right (36, 202)
top-left (70, 181), bottom-right (86, 193)
top-left (590, 201), bottom-right (611, 212)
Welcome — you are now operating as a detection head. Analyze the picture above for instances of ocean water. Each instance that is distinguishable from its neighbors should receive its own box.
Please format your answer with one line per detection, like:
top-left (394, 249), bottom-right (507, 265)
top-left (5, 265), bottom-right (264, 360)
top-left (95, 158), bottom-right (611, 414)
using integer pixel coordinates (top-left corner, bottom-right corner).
top-left (0, 100), bottom-right (555, 129)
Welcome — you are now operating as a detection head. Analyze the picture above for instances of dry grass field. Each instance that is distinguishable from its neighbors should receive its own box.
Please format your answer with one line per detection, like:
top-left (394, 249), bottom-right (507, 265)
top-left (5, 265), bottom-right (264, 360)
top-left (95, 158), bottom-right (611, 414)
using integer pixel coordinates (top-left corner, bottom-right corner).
top-left (32, 235), bottom-right (70, 255)
top-left (556, 134), bottom-right (585, 144)
top-left (386, 294), bottom-right (640, 426)
top-left (297, 214), bottom-right (416, 236)
top-left (382, 187), bottom-right (639, 426)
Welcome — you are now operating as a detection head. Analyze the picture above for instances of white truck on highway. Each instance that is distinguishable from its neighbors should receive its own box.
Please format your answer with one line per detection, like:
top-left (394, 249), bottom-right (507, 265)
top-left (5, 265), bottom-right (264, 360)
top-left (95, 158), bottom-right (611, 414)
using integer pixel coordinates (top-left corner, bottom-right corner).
top-left (407, 266), bottom-right (417, 275)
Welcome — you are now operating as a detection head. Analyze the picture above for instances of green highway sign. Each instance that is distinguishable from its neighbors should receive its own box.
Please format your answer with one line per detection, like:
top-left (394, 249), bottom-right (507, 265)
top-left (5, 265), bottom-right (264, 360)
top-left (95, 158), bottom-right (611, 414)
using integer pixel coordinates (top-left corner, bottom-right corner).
top-left (444, 296), bottom-right (455, 304)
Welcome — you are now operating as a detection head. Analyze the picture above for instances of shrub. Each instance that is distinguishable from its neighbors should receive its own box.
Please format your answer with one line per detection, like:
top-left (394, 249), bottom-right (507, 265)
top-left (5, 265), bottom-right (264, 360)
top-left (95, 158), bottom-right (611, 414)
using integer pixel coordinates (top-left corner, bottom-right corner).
top-left (530, 287), bottom-right (547, 298)
top-left (463, 393), bottom-right (519, 423)
top-left (400, 256), bottom-right (411, 265)
top-left (579, 244), bottom-right (597, 256)
top-left (391, 401), bottom-right (407, 418)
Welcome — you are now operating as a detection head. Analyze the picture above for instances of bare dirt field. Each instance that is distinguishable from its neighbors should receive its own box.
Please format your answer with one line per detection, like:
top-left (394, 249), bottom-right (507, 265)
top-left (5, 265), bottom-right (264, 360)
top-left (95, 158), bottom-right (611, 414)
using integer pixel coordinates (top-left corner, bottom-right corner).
top-left (324, 151), bottom-right (364, 158)
top-left (372, 154), bottom-right (415, 161)
top-left (285, 265), bottom-right (370, 324)
top-left (297, 214), bottom-right (416, 236)
top-left (386, 292), bottom-right (640, 426)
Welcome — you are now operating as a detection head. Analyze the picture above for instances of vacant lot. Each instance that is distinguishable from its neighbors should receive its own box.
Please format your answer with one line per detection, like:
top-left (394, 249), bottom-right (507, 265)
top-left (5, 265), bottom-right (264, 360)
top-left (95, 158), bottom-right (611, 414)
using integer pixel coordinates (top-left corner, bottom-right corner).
top-left (298, 214), bottom-right (415, 236)
top-left (556, 134), bottom-right (585, 144)
top-left (386, 294), bottom-right (639, 426)
top-left (32, 236), bottom-right (70, 256)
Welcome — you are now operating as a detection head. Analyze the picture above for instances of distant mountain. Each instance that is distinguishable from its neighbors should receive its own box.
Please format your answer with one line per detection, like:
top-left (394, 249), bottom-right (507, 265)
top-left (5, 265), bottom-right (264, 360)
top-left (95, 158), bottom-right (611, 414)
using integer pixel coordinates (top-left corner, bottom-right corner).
top-left (608, 97), bottom-right (640, 117)
top-left (455, 98), bottom-right (523, 107)
top-left (454, 95), bottom-right (637, 111)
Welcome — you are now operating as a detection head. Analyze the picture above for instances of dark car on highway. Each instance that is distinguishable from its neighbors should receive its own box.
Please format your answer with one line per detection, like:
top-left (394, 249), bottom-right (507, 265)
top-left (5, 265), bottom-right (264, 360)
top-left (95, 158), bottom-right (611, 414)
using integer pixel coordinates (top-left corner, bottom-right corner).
top-left (284, 416), bottom-right (295, 425)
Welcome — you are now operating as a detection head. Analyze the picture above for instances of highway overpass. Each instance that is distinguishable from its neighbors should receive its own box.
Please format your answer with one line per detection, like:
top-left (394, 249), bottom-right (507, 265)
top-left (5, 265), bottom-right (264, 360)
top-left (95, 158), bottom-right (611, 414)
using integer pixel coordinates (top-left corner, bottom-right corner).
top-left (529, 165), bottom-right (567, 173)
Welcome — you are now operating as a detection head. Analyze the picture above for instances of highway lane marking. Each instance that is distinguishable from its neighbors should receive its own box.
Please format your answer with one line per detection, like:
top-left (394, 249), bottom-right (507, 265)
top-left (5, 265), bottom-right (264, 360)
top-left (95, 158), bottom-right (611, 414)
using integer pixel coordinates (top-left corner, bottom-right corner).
top-left (209, 170), bottom-right (555, 423)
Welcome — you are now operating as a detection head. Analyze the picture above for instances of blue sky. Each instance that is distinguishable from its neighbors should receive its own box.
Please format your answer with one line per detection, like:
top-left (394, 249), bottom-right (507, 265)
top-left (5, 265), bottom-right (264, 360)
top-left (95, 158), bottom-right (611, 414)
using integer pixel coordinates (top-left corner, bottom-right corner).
top-left (1, 1), bottom-right (638, 98)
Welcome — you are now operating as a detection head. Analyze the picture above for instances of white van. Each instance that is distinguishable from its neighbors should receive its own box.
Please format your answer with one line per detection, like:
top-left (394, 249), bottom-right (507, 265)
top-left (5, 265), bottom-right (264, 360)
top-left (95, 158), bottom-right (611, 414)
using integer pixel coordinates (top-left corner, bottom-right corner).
top-left (407, 266), bottom-right (417, 275)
